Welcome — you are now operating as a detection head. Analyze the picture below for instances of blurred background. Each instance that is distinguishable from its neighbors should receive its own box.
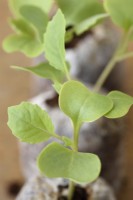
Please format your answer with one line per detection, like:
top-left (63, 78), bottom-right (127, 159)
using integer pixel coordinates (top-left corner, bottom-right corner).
top-left (1, 0), bottom-right (133, 199)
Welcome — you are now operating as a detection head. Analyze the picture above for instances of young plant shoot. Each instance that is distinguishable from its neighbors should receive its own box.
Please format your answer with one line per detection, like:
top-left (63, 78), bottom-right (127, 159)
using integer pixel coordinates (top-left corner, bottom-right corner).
top-left (6, 0), bottom-right (133, 199)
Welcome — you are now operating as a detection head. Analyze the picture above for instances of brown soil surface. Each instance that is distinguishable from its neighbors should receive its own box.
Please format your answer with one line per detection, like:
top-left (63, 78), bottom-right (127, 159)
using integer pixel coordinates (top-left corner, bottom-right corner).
top-left (1, 1), bottom-right (133, 200)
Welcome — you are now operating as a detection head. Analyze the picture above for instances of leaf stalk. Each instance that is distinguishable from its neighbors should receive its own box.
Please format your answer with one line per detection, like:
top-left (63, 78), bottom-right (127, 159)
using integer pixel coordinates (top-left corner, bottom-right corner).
top-left (94, 28), bottom-right (133, 92)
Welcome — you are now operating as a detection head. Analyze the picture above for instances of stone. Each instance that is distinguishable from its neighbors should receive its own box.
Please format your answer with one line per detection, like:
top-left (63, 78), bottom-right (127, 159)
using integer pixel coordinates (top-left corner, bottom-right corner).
top-left (16, 177), bottom-right (116, 200)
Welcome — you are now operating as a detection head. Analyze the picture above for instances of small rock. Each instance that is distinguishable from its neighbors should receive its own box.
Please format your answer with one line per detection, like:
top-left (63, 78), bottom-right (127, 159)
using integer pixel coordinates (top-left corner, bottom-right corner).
top-left (16, 177), bottom-right (116, 200)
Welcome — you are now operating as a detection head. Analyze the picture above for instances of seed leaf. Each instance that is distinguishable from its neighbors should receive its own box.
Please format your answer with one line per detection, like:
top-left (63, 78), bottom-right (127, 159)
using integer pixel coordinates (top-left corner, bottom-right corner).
top-left (8, 102), bottom-right (55, 143)
top-left (106, 91), bottom-right (133, 118)
top-left (44, 9), bottom-right (67, 71)
top-left (56, 0), bottom-right (104, 26)
top-left (59, 81), bottom-right (113, 126)
top-left (104, 0), bottom-right (133, 30)
top-left (38, 142), bottom-right (101, 183)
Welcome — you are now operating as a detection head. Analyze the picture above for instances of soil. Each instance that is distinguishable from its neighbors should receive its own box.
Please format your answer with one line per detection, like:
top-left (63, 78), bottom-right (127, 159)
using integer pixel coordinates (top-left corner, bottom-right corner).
top-left (65, 26), bottom-right (92, 49)
top-left (58, 185), bottom-right (90, 200)
top-left (45, 93), bottom-right (59, 107)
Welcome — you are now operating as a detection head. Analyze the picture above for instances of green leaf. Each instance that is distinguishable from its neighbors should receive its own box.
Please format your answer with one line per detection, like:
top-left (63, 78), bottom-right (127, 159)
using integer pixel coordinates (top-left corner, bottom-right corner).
top-left (62, 136), bottom-right (73, 148)
top-left (20, 5), bottom-right (48, 41)
top-left (8, 102), bottom-right (55, 143)
top-left (52, 82), bottom-right (63, 94)
top-left (9, 0), bottom-right (53, 17)
top-left (3, 34), bottom-right (43, 57)
top-left (38, 142), bottom-right (101, 183)
top-left (104, 0), bottom-right (133, 30)
top-left (75, 14), bottom-right (109, 35)
top-left (12, 62), bottom-right (64, 83)
top-left (44, 9), bottom-right (67, 71)
top-left (56, 0), bottom-right (104, 26)
top-left (59, 81), bottom-right (113, 126)
top-left (10, 19), bottom-right (35, 36)
top-left (105, 91), bottom-right (133, 118)
top-left (65, 28), bottom-right (74, 43)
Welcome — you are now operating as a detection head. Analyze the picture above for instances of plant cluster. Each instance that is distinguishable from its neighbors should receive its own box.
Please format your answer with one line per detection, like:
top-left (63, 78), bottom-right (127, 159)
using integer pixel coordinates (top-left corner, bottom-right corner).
top-left (4, 0), bottom-right (133, 199)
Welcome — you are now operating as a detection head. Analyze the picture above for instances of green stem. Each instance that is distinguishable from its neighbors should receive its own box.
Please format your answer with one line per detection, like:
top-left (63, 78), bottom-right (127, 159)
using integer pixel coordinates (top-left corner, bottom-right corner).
top-left (94, 55), bottom-right (117, 92)
top-left (94, 29), bottom-right (132, 92)
top-left (73, 123), bottom-right (80, 152)
top-left (52, 132), bottom-right (62, 141)
top-left (65, 64), bottom-right (71, 80)
top-left (68, 123), bottom-right (80, 200)
top-left (68, 181), bottom-right (75, 200)
top-left (117, 51), bottom-right (133, 62)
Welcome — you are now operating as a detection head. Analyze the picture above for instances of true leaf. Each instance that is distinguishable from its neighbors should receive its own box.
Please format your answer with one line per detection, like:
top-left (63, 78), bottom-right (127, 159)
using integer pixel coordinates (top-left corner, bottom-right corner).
top-left (52, 82), bottom-right (63, 94)
top-left (12, 62), bottom-right (64, 83)
top-left (104, 0), bottom-right (133, 30)
top-left (10, 19), bottom-right (35, 36)
top-left (3, 34), bottom-right (43, 57)
top-left (56, 0), bottom-right (104, 26)
top-left (59, 81), bottom-right (113, 126)
top-left (106, 91), bottom-right (133, 118)
top-left (44, 9), bottom-right (67, 71)
top-left (20, 5), bottom-right (48, 41)
top-left (75, 13), bottom-right (109, 35)
top-left (65, 28), bottom-right (74, 43)
top-left (38, 142), bottom-right (101, 183)
top-left (62, 136), bottom-right (73, 148)
top-left (9, 0), bottom-right (53, 17)
top-left (8, 102), bottom-right (55, 143)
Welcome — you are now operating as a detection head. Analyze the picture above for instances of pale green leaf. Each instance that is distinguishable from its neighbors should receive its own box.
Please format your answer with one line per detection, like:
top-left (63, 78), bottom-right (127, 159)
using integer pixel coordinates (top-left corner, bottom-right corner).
top-left (8, 102), bottom-right (55, 143)
top-left (65, 28), bottom-right (74, 43)
top-left (59, 81), bottom-right (113, 126)
top-left (38, 142), bottom-right (101, 183)
top-left (9, 0), bottom-right (53, 17)
top-left (3, 34), bottom-right (43, 57)
top-left (20, 5), bottom-right (48, 41)
top-left (56, 0), bottom-right (104, 26)
top-left (12, 63), bottom-right (64, 83)
top-left (10, 19), bottom-right (35, 36)
top-left (62, 136), bottom-right (73, 148)
top-left (104, 0), bottom-right (133, 30)
top-left (106, 91), bottom-right (133, 118)
top-left (44, 9), bottom-right (67, 71)
top-left (52, 82), bottom-right (63, 94)
top-left (75, 14), bottom-right (109, 35)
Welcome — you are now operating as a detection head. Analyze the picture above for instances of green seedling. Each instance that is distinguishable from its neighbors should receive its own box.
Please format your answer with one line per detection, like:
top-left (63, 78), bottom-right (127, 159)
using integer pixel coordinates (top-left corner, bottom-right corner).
top-left (5, 1), bottom-right (133, 199)
top-left (3, 0), bottom-right (107, 57)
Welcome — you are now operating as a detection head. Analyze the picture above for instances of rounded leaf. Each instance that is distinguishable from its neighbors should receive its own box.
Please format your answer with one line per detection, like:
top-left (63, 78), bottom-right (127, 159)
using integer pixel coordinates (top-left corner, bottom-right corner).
top-left (38, 142), bottom-right (101, 183)
top-left (104, 0), bottom-right (133, 30)
top-left (59, 81), bottom-right (113, 125)
top-left (106, 91), bottom-right (133, 118)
